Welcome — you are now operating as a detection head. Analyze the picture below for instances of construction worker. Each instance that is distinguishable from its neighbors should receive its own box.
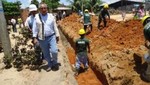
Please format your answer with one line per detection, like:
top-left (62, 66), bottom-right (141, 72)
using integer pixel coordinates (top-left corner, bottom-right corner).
top-left (134, 4), bottom-right (145, 19)
top-left (74, 28), bottom-right (90, 76)
top-left (25, 4), bottom-right (43, 67)
top-left (25, 4), bottom-right (37, 33)
top-left (97, 3), bottom-right (110, 29)
top-left (83, 9), bottom-right (92, 32)
top-left (141, 16), bottom-right (150, 82)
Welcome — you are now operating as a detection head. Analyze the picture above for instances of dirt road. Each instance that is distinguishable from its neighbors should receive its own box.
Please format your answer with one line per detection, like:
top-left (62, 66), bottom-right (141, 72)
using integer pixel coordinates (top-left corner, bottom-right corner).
top-left (110, 14), bottom-right (134, 21)
top-left (0, 29), bottom-right (77, 85)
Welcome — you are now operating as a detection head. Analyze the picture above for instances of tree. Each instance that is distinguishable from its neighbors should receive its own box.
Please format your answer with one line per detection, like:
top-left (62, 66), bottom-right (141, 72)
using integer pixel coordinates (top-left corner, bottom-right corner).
top-left (2, 0), bottom-right (21, 16)
top-left (42, 0), bottom-right (60, 12)
top-left (67, 0), bottom-right (103, 13)
top-left (31, 0), bottom-right (39, 7)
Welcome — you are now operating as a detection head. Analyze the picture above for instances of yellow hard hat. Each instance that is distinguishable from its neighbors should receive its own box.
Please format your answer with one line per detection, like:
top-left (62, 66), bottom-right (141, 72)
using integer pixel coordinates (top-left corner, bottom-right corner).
top-left (79, 29), bottom-right (86, 35)
top-left (142, 16), bottom-right (150, 25)
top-left (104, 4), bottom-right (109, 9)
top-left (84, 9), bottom-right (88, 12)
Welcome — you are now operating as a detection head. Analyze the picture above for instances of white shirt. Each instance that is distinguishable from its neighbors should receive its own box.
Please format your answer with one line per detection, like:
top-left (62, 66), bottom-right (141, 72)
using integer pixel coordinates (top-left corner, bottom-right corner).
top-left (11, 18), bottom-right (16, 25)
top-left (25, 15), bottom-right (35, 30)
top-left (32, 13), bottom-right (60, 40)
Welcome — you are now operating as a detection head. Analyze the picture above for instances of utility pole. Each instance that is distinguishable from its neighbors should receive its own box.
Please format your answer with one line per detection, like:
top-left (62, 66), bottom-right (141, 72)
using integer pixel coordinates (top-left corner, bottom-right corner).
top-left (0, 1), bottom-right (12, 67)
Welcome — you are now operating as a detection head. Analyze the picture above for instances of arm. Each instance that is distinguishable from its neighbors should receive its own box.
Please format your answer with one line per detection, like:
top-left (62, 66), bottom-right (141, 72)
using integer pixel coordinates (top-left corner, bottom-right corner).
top-left (32, 18), bottom-right (38, 44)
top-left (86, 39), bottom-right (90, 53)
top-left (145, 40), bottom-right (150, 49)
top-left (25, 17), bottom-right (32, 32)
top-left (53, 17), bottom-right (60, 43)
top-left (87, 42), bottom-right (90, 53)
top-left (75, 40), bottom-right (77, 55)
top-left (106, 10), bottom-right (110, 19)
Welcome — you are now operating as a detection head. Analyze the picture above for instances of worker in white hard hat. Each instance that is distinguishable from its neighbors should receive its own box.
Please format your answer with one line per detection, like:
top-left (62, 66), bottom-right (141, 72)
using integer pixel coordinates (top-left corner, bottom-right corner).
top-left (97, 3), bottom-right (110, 29)
top-left (25, 4), bottom-right (38, 32)
top-left (25, 4), bottom-right (44, 67)
top-left (141, 16), bottom-right (150, 82)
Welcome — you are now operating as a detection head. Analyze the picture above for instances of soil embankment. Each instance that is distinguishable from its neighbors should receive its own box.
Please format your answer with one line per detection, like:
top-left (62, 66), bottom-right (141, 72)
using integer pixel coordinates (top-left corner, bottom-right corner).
top-left (58, 13), bottom-right (150, 85)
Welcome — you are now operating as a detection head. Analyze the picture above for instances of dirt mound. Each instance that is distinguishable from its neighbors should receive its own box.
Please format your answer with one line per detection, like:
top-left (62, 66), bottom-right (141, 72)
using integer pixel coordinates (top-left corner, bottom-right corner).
top-left (58, 13), bottom-right (149, 85)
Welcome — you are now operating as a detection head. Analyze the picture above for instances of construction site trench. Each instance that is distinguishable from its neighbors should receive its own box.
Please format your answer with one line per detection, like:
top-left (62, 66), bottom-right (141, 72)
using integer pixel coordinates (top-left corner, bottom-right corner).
top-left (58, 13), bottom-right (150, 85)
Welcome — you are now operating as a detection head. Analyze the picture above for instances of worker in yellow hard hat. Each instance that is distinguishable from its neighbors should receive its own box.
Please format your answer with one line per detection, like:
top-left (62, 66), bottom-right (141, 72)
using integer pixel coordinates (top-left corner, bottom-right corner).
top-left (83, 9), bottom-right (92, 32)
top-left (74, 28), bottom-right (90, 76)
top-left (98, 3), bottom-right (110, 29)
top-left (103, 4), bottom-right (109, 9)
top-left (141, 15), bottom-right (150, 82)
top-left (142, 16), bottom-right (150, 42)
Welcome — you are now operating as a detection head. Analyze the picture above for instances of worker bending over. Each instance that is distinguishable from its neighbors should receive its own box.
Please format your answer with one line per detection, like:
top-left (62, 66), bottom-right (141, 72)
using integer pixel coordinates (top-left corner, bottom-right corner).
top-left (98, 4), bottom-right (110, 29)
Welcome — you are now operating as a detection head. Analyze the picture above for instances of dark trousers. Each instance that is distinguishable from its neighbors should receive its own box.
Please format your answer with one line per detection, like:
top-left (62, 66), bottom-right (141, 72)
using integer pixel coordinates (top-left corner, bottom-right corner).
top-left (98, 16), bottom-right (107, 29)
top-left (12, 24), bottom-right (17, 32)
top-left (84, 23), bottom-right (92, 31)
top-left (34, 41), bottom-right (44, 65)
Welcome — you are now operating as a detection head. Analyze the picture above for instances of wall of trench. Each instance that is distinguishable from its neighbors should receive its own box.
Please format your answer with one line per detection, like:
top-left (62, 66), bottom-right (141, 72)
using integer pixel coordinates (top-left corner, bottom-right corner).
top-left (58, 25), bottom-right (109, 85)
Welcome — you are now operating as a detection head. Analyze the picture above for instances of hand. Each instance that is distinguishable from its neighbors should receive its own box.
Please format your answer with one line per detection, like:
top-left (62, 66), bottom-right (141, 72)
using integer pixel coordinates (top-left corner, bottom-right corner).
top-left (145, 40), bottom-right (150, 49)
top-left (29, 29), bottom-right (32, 32)
top-left (33, 38), bottom-right (38, 45)
top-left (56, 37), bottom-right (59, 43)
top-left (88, 50), bottom-right (90, 53)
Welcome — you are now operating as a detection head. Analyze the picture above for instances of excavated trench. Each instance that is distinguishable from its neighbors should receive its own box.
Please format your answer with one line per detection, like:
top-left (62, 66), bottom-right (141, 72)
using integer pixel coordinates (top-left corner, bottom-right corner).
top-left (57, 13), bottom-right (150, 85)
top-left (59, 26), bottom-right (106, 85)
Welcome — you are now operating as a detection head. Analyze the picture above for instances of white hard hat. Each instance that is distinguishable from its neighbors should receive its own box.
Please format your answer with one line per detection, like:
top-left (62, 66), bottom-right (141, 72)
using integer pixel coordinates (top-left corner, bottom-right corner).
top-left (29, 4), bottom-right (37, 12)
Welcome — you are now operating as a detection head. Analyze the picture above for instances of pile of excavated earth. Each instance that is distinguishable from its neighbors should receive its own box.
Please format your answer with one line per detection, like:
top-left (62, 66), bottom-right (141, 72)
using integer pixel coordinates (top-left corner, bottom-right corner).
top-left (58, 13), bottom-right (150, 85)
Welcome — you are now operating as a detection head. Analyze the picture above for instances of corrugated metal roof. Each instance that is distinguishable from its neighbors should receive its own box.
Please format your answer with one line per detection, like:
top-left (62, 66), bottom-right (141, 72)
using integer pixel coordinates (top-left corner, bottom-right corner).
top-left (56, 7), bottom-right (71, 10)
top-left (106, 0), bottom-right (144, 5)
top-left (128, 0), bottom-right (144, 2)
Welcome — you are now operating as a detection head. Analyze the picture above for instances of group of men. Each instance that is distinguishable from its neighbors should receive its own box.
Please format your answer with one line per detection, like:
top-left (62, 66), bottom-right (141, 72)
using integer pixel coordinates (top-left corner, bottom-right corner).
top-left (82, 3), bottom-right (150, 82)
top-left (82, 3), bottom-right (110, 32)
top-left (25, 3), bottom-right (60, 72)
top-left (23, 2), bottom-right (150, 80)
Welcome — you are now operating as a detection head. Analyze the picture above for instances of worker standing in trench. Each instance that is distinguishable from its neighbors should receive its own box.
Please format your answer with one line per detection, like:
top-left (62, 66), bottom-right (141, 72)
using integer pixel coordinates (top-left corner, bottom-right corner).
top-left (141, 16), bottom-right (150, 82)
top-left (82, 9), bottom-right (92, 34)
top-left (97, 3), bottom-right (110, 29)
top-left (74, 28), bottom-right (90, 76)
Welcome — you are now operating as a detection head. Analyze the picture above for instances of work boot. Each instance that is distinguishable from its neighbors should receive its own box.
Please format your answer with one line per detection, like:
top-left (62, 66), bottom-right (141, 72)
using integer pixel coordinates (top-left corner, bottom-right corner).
top-left (5, 64), bottom-right (12, 69)
top-left (142, 63), bottom-right (150, 82)
top-left (84, 66), bottom-right (89, 71)
top-left (74, 68), bottom-right (79, 76)
top-left (46, 67), bottom-right (51, 72)
top-left (52, 64), bottom-right (59, 71)
top-left (142, 72), bottom-right (150, 82)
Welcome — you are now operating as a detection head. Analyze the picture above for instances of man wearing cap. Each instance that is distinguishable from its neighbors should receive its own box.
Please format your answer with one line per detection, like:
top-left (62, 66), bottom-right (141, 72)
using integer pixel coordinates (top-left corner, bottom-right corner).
top-left (97, 4), bottom-right (110, 29)
top-left (25, 4), bottom-right (38, 32)
top-left (83, 9), bottom-right (92, 32)
top-left (25, 4), bottom-right (43, 67)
